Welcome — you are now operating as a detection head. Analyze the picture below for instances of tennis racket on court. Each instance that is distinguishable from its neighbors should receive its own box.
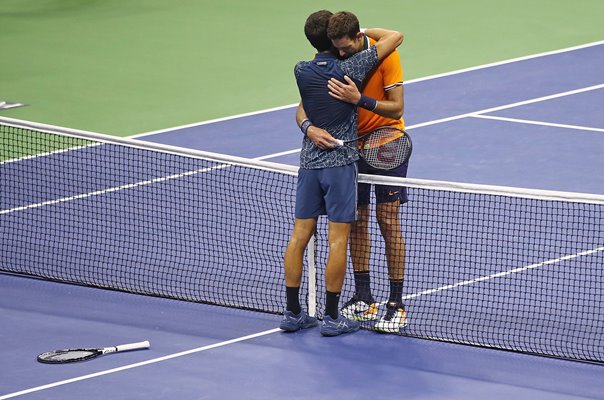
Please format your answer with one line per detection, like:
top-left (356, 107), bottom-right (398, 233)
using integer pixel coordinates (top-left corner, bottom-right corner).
top-left (335, 126), bottom-right (412, 170)
top-left (37, 340), bottom-right (150, 364)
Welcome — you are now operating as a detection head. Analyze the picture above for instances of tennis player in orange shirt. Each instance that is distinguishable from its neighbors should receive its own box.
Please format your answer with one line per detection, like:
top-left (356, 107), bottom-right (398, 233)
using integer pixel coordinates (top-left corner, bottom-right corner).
top-left (326, 12), bottom-right (409, 333)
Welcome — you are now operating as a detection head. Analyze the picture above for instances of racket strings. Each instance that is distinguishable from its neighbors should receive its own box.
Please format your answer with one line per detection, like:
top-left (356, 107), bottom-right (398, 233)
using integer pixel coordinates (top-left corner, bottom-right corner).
top-left (38, 349), bottom-right (100, 363)
top-left (361, 133), bottom-right (411, 170)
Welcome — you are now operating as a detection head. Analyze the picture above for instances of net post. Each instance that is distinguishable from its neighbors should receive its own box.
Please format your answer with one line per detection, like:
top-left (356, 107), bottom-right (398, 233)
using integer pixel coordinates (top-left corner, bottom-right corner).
top-left (307, 234), bottom-right (317, 317)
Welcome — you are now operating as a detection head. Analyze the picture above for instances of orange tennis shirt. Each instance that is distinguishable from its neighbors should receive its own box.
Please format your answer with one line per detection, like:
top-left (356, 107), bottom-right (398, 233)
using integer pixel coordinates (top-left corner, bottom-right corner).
top-left (358, 36), bottom-right (405, 135)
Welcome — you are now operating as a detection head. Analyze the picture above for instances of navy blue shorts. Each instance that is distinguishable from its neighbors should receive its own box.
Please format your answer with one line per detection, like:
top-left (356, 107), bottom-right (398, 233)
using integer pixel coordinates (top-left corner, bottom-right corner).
top-left (357, 157), bottom-right (408, 207)
top-left (295, 163), bottom-right (358, 223)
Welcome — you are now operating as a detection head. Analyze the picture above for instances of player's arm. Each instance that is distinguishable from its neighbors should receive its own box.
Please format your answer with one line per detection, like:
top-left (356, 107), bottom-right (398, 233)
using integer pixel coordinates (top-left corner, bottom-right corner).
top-left (327, 76), bottom-right (404, 120)
top-left (366, 28), bottom-right (404, 61)
top-left (332, 28), bottom-right (403, 115)
top-left (296, 102), bottom-right (338, 149)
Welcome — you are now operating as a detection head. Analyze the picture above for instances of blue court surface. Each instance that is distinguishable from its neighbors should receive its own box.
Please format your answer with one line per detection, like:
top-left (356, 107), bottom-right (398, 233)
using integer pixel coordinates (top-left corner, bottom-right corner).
top-left (2, 42), bottom-right (604, 399)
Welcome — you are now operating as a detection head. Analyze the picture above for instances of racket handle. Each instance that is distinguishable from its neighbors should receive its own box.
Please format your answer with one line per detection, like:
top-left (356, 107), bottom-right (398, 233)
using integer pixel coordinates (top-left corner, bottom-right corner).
top-left (116, 340), bottom-right (151, 352)
top-left (334, 139), bottom-right (343, 147)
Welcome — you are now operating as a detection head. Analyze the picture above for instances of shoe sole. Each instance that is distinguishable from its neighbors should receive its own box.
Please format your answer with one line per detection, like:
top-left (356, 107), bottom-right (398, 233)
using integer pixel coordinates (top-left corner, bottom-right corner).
top-left (320, 326), bottom-right (360, 337)
top-left (280, 320), bottom-right (318, 332)
top-left (341, 307), bottom-right (379, 322)
top-left (374, 321), bottom-right (408, 333)
top-left (320, 318), bottom-right (361, 336)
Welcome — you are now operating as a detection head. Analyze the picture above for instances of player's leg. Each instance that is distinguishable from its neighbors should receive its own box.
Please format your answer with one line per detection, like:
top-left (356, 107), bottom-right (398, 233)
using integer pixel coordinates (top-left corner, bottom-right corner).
top-left (373, 163), bottom-right (409, 333)
top-left (349, 204), bottom-right (370, 273)
top-left (319, 164), bottom-right (361, 336)
top-left (376, 199), bottom-right (406, 282)
top-left (281, 217), bottom-right (320, 332)
top-left (284, 217), bottom-right (317, 292)
top-left (324, 220), bottom-right (352, 302)
top-left (342, 203), bottom-right (380, 321)
top-left (341, 159), bottom-right (379, 321)
top-left (281, 169), bottom-right (324, 332)
top-left (350, 204), bottom-right (371, 279)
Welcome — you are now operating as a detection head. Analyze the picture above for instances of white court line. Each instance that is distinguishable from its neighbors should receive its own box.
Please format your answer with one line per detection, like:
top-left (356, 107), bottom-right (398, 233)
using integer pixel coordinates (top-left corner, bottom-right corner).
top-left (404, 39), bottom-right (604, 83)
top-left (401, 246), bottom-right (604, 301)
top-left (2, 37), bottom-right (603, 400)
top-left (408, 83), bottom-right (604, 130)
top-left (470, 114), bottom-right (604, 133)
top-left (5, 42), bottom-right (603, 164)
top-left (0, 328), bottom-right (281, 400)
top-left (10, 81), bottom-right (601, 167)
top-left (0, 144), bottom-right (100, 165)
top-left (3, 245), bottom-right (602, 399)
top-left (253, 148), bottom-right (301, 161)
top-left (0, 103), bottom-right (24, 110)
top-left (254, 82), bottom-right (604, 161)
top-left (130, 104), bottom-right (297, 138)
top-left (4, 83), bottom-right (604, 214)
top-left (130, 40), bottom-right (604, 139)
top-left (0, 163), bottom-right (232, 215)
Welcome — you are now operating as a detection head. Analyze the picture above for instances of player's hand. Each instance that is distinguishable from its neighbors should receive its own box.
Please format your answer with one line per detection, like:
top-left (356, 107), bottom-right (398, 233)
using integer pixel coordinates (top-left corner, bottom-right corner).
top-left (327, 75), bottom-right (362, 105)
top-left (307, 126), bottom-right (339, 149)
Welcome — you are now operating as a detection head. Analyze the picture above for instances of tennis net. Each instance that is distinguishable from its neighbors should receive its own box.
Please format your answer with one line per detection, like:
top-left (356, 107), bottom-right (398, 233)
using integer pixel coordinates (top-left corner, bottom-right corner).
top-left (1, 117), bottom-right (603, 364)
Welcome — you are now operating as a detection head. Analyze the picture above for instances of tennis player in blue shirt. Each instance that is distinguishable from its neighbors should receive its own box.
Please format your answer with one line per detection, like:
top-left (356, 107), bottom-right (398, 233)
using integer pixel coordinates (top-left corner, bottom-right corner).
top-left (280, 10), bottom-right (404, 336)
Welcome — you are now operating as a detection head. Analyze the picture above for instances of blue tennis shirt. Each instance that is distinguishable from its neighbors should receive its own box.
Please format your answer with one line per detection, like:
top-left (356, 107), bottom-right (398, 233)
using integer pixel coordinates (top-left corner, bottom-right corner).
top-left (294, 46), bottom-right (379, 169)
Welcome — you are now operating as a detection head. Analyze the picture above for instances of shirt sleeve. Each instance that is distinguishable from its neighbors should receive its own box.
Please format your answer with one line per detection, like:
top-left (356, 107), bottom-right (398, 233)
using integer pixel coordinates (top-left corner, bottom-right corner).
top-left (340, 46), bottom-right (379, 83)
top-left (294, 62), bottom-right (303, 80)
top-left (381, 49), bottom-right (403, 89)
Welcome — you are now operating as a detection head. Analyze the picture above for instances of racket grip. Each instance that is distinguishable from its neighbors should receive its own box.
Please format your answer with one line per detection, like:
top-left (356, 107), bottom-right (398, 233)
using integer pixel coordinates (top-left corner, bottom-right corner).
top-left (334, 139), bottom-right (343, 147)
top-left (116, 340), bottom-right (151, 352)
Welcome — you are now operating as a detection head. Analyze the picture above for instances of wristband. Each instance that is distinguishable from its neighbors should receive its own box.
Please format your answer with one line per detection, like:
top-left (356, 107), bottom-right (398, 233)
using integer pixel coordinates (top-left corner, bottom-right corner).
top-left (357, 95), bottom-right (377, 111)
top-left (300, 119), bottom-right (312, 135)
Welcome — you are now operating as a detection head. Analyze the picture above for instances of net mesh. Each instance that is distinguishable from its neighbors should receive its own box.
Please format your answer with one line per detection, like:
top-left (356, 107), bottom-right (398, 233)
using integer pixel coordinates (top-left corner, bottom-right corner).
top-left (2, 118), bottom-right (603, 364)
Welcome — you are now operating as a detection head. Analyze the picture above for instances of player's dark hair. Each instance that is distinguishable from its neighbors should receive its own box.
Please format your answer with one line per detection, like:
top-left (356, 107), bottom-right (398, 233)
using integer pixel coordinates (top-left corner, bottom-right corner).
top-left (327, 11), bottom-right (360, 40)
top-left (304, 10), bottom-right (333, 52)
